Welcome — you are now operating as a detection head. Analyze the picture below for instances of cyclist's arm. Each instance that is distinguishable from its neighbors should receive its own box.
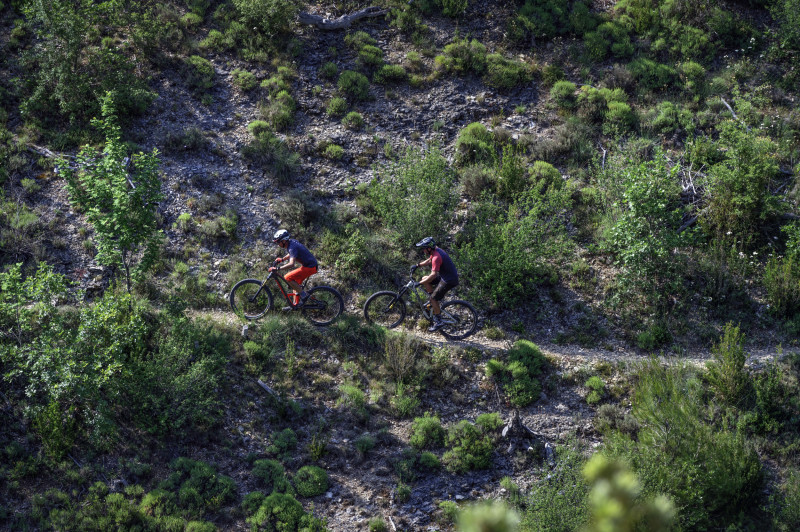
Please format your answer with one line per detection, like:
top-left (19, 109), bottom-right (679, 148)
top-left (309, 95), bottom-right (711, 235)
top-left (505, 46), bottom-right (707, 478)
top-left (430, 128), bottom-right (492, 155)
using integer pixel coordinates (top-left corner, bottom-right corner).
top-left (280, 256), bottom-right (296, 270)
top-left (416, 257), bottom-right (432, 268)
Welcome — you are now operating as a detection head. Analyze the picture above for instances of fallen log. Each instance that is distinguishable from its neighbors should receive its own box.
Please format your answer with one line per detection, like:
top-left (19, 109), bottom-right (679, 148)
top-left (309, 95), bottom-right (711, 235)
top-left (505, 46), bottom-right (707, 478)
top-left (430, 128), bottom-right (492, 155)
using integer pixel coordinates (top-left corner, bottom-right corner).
top-left (298, 6), bottom-right (387, 30)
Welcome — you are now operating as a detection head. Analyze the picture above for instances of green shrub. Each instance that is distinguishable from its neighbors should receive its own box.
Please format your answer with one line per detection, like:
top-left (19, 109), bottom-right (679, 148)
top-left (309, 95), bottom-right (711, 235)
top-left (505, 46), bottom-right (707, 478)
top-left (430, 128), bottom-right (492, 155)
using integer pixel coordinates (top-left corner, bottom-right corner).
top-left (373, 64), bottom-right (407, 84)
top-left (702, 121), bottom-right (779, 241)
top-left (369, 516), bottom-right (388, 531)
top-left (369, 146), bottom-right (457, 245)
top-left (627, 58), bottom-right (677, 92)
top-left (419, 451), bottom-right (441, 470)
top-left (647, 101), bottom-right (693, 135)
top-left (459, 165), bottom-right (496, 199)
top-left (261, 75), bottom-right (290, 97)
top-left (320, 61), bottom-right (338, 80)
top-left (410, 412), bottom-right (446, 449)
top-left (456, 187), bottom-right (572, 306)
top-left (355, 434), bottom-right (377, 455)
top-left (529, 160), bottom-right (562, 193)
top-left (706, 323), bottom-right (749, 406)
top-left (765, 256), bottom-right (800, 318)
top-left (576, 86), bottom-right (626, 122)
top-left (266, 428), bottom-right (298, 458)
top-left (160, 458), bottom-right (236, 516)
top-left (679, 61), bottom-right (706, 97)
top-left (240, 130), bottom-right (300, 185)
top-left (487, 340), bottom-right (546, 407)
top-left (247, 120), bottom-right (270, 136)
top-left (442, 418), bottom-right (496, 473)
top-left (245, 492), bottom-right (326, 530)
top-left (258, 90), bottom-right (295, 131)
top-left (252, 459), bottom-right (294, 495)
top-left (584, 376), bottom-right (605, 404)
top-left (199, 29), bottom-right (232, 51)
top-left (603, 360), bottom-right (763, 530)
top-left (550, 80), bottom-right (577, 110)
top-left (294, 466), bottom-right (328, 497)
top-left (774, 469), bottom-right (800, 530)
top-left (231, 68), bottom-right (257, 91)
top-left (494, 144), bottom-right (527, 200)
top-left (342, 111), bottom-right (364, 129)
top-left (338, 384), bottom-right (367, 416)
top-left (326, 97), bottom-right (347, 117)
top-left (603, 101), bottom-right (636, 136)
top-left (484, 54), bottom-right (532, 90)
top-left (232, 0), bottom-right (297, 36)
top-left (338, 70), bottom-right (371, 101)
top-left (442, 0), bottom-right (468, 17)
top-left (358, 45), bottom-right (384, 68)
top-left (323, 144), bottom-right (344, 160)
top-left (584, 21), bottom-right (633, 60)
top-left (184, 55), bottom-right (215, 91)
top-left (344, 30), bottom-right (376, 49)
top-left (455, 122), bottom-right (495, 165)
top-left (435, 38), bottom-right (487, 74)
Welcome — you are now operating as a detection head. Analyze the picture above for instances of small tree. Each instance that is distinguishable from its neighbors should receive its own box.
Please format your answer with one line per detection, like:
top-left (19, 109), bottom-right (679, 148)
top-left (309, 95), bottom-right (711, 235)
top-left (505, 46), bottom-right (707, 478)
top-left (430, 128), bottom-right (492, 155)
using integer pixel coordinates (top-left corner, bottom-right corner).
top-left (59, 92), bottom-right (163, 294)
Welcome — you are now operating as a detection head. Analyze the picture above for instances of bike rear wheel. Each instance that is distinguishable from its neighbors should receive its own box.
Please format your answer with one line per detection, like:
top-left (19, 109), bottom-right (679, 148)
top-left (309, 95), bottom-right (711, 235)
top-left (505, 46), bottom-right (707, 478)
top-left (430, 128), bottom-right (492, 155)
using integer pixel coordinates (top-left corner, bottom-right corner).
top-left (363, 291), bottom-right (406, 329)
top-left (303, 286), bottom-right (344, 326)
top-left (439, 300), bottom-right (478, 340)
top-left (230, 279), bottom-right (274, 320)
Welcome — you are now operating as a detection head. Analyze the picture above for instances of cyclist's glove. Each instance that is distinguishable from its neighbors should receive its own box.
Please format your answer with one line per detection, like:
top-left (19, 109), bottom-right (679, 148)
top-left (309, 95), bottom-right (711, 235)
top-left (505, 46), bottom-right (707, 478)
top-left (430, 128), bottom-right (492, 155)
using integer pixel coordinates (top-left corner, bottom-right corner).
top-left (269, 267), bottom-right (278, 272)
top-left (410, 264), bottom-right (418, 274)
top-left (275, 257), bottom-right (284, 263)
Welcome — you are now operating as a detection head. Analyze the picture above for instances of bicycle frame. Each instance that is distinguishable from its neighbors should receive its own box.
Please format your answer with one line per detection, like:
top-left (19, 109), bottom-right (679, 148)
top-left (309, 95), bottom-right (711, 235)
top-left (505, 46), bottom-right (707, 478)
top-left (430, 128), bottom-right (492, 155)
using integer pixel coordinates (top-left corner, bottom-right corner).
top-left (256, 261), bottom-right (309, 308)
top-left (396, 275), bottom-right (458, 325)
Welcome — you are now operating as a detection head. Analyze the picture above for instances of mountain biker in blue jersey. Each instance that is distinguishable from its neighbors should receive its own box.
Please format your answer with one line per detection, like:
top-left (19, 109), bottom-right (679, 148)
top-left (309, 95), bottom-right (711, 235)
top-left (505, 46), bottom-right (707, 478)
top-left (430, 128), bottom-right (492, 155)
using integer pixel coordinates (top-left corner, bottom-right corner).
top-left (411, 237), bottom-right (459, 332)
top-left (270, 229), bottom-right (318, 307)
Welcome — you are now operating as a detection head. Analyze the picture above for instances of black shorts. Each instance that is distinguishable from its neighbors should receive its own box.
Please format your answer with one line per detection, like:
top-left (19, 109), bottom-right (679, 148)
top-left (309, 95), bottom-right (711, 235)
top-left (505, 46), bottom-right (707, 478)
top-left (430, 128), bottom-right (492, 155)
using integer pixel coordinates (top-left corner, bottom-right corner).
top-left (431, 278), bottom-right (458, 301)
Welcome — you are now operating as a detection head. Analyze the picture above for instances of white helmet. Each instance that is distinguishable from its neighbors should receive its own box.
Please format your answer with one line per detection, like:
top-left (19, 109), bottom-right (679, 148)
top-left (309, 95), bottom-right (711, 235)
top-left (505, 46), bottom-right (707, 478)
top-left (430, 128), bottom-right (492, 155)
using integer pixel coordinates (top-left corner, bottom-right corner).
top-left (273, 229), bottom-right (290, 243)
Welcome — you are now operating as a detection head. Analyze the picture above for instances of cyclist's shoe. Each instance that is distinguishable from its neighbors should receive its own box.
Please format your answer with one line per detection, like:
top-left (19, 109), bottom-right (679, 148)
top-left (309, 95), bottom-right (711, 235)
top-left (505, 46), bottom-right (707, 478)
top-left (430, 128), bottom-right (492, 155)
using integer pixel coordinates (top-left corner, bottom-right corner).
top-left (297, 292), bottom-right (310, 307)
top-left (423, 300), bottom-right (432, 310)
top-left (428, 314), bottom-right (445, 332)
top-left (281, 306), bottom-right (294, 312)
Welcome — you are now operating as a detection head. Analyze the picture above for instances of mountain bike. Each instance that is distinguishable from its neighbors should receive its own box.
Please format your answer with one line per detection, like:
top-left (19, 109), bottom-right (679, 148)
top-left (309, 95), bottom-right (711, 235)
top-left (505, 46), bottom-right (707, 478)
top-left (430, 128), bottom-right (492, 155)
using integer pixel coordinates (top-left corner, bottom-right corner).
top-left (363, 268), bottom-right (478, 340)
top-left (230, 260), bottom-right (344, 326)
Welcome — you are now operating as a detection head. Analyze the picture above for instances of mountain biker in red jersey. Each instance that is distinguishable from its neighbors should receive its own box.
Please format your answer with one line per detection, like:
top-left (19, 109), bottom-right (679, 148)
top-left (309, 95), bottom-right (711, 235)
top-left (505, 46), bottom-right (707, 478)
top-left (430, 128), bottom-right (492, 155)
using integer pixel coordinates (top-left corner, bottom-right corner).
top-left (411, 237), bottom-right (459, 332)
top-left (270, 229), bottom-right (317, 307)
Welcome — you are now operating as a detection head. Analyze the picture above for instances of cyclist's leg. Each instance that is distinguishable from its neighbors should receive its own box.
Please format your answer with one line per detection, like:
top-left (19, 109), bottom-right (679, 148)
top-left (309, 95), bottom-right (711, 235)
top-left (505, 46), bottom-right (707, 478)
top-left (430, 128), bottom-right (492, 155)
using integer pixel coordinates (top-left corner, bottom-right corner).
top-left (430, 279), bottom-right (457, 315)
top-left (285, 266), bottom-right (317, 304)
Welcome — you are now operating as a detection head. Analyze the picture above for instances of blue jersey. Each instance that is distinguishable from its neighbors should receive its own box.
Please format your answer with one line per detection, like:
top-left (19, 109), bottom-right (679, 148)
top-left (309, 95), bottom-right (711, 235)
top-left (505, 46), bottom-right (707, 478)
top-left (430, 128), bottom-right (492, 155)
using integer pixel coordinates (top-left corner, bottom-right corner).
top-left (431, 247), bottom-right (458, 285)
top-left (287, 239), bottom-right (318, 268)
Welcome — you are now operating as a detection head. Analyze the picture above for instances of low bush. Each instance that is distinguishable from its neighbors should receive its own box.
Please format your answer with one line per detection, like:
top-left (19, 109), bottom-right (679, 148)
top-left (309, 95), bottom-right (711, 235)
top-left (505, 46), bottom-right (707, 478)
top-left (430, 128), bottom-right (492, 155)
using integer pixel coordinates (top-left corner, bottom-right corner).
top-left (603, 101), bottom-right (637, 136)
top-left (320, 61), bottom-right (338, 80)
top-left (294, 465), bottom-right (328, 497)
top-left (160, 458), bottom-right (236, 516)
top-left (369, 146), bottom-right (457, 245)
top-left (240, 131), bottom-right (300, 185)
top-left (549, 80), bottom-right (577, 110)
top-left (266, 428), bottom-right (298, 458)
top-left (342, 111), bottom-right (364, 130)
top-left (765, 256), bottom-right (800, 318)
top-left (706, 323), bottom-right (749, 407)
top-left (326, 97), bottom-right (347, 117)
top-left (486, 340), bottom-right (546, 407)
top-left (442, 416), bottom-right (499, 473)
top-left (232, 0), bottom-right (297, 36)
top-left (584, 376), bottom-right (605, 404)
top-left (344, 30), bottom-right (376, 49)
top-left (442, 0), bottom-right (468, 17)
top-left (252, 459), bottom-right (294, 495)
top-left (584, 21), bottom-right (633, 60)
top-left (484, 54), bottom-right (532, 90)
top-left (529, 160), bottom-right (562, 193)
top-left (603, 360), bottom-right (764, 530)
top-left (409, 412), bottom-right (446, 449)
top-left (258, 90), bottom-right (295, 131)
top-left (576, 86), bottom-right (626, 123)
top-left (338, 70), bottom-right (370, 101)
top-left (373, 64), bottom-right (407, 84)
top-left (244, 491), bottom-right (326, 530)
top-left (455, 122), bottom-right (495, 166)
top-left (459, 165), bottom-right (496, 199)
top-left (184, 55), bottom-right (215, 91)
top-left (231, 68), bottom-right (257, 91)
top-left (627, 58), bottom-right (677, 92)
top-left (435, 38), bottom-right (487, 74)
top-left (358, 45), bottom-right (384, 69)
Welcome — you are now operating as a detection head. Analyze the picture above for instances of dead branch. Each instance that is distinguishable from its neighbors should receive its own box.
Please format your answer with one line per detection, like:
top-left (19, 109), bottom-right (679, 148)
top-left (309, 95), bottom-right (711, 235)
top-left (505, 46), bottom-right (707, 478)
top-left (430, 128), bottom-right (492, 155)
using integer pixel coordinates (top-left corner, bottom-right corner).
top-left (257, 379), bottom-right (278, 397)
top-left (298, 6), bottom-right (387, 30)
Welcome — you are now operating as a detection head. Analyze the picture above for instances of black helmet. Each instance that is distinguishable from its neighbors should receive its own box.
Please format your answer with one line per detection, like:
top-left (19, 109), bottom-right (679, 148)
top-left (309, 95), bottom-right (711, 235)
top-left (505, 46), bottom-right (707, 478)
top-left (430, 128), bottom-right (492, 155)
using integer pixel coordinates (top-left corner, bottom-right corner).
top-left (415, 237), bottom-right (436, 249)
top-left (273, 229), bottom-right (290, 243)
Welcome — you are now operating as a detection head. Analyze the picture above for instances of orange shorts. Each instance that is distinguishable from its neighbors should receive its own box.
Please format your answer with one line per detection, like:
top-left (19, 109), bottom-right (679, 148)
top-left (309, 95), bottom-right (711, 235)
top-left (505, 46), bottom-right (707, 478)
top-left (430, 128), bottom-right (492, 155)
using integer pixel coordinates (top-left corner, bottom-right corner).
top-left (285, 265), bottom-right (317, 286)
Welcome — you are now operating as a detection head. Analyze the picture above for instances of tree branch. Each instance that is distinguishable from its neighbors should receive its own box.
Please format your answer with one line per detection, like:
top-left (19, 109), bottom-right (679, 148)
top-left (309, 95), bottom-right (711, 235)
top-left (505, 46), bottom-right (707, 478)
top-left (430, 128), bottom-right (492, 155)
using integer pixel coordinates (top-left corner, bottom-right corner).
top-left (298, 6), bottom-right (387, 30)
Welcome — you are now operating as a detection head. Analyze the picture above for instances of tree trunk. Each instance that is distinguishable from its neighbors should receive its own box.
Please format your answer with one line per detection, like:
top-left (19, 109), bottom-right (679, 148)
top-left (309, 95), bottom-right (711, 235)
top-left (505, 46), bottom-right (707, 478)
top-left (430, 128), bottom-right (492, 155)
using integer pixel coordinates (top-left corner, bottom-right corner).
top-left (297, 6), bottom-right (387, 30)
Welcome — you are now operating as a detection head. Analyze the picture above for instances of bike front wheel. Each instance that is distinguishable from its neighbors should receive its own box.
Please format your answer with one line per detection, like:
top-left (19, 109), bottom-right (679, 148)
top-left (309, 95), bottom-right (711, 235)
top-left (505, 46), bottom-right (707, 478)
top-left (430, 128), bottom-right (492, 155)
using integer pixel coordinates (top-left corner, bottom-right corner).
top-left (439, 300), bottom-right (478, 340)
top-left (363, 291), bottom-right (406, 329)
top-left (230, 279), bottom-right (274, 320)
top-left (303, 286), bottom-right (344, 326)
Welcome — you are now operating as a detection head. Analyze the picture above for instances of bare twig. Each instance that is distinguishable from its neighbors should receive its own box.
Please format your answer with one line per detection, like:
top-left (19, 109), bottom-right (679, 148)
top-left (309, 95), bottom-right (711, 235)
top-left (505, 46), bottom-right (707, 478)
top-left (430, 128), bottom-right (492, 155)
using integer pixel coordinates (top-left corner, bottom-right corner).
top-left (257, 379), bottom-right (278, 397)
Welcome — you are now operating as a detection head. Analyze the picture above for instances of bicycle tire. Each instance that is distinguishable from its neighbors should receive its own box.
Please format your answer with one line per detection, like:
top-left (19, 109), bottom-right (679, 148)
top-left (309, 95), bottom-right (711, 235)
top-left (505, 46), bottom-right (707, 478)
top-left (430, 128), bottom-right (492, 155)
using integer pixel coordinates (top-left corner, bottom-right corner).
top-left (303, 285), bottom-right (344, 326)
top-left (439, 300), bottom-right (478, 340)
top-left (363, 291), bottom-right (406, 329)
top-left (230, 279), bottom-right (274, 320)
